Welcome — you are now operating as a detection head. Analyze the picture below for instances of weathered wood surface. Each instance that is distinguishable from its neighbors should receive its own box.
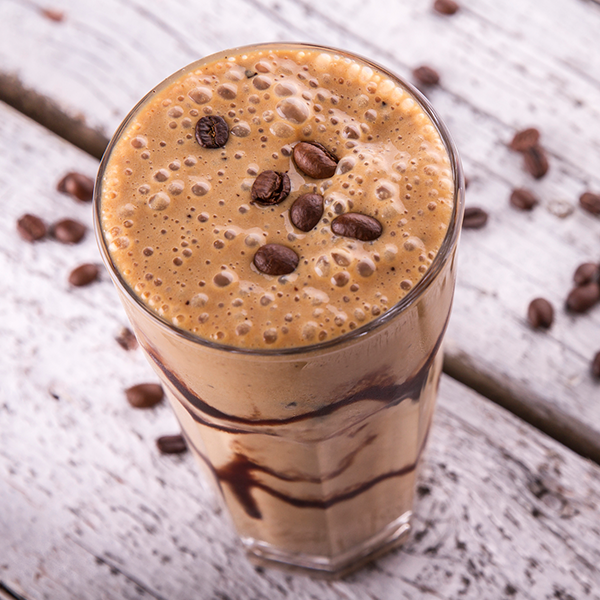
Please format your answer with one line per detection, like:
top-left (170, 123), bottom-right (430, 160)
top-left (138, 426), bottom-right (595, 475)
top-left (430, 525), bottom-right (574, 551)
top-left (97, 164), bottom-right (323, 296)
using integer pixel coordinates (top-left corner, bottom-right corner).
top-left (2, 101), bottom-right (600, 600)
top-left (1, 0), bottom-right (600, 460)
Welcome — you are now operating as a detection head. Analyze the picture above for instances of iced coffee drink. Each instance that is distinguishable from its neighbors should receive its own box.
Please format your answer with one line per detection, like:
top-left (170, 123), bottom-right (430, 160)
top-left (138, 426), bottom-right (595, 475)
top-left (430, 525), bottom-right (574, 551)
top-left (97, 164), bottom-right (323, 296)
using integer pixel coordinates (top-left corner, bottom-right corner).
top-left (95, 43), bottom-right (464, 575)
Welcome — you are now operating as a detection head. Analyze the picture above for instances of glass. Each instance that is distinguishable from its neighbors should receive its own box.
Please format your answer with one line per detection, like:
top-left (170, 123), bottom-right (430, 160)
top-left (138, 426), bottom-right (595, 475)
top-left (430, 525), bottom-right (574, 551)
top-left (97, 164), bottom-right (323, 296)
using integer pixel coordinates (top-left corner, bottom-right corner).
top-left (94, 42), bottom-right (465, 577)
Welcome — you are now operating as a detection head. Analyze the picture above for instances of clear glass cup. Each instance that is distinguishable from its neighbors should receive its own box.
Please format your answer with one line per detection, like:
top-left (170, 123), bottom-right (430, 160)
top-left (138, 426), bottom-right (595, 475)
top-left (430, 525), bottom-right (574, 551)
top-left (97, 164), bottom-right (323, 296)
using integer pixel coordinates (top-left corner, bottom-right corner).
top-left (94, 42), bottom-right (464, 577)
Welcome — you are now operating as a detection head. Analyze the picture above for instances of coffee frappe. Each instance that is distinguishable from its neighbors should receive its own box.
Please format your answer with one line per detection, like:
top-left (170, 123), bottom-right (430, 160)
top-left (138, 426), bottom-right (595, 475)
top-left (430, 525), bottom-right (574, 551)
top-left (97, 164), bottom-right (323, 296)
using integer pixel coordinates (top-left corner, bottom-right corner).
top-left (96, 43), bottom-right (464, 574)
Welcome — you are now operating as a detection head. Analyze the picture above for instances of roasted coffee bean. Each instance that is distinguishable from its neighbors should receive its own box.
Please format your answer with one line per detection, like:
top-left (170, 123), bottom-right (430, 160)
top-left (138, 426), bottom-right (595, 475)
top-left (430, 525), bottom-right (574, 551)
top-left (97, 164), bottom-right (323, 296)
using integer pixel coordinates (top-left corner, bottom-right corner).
top-left (579, 192), bottom-right (600, 215)
top-left (68, 263), bottom-right (99, 287)
top-left (290, 193), bottom-right (324, 231)
top-left (509, 128), bottom-right (540, 152)
top-left (116, 327), bottom-right (139, 351)
top-left (462, 207), bottom-right (488, 229)
top-left (523, 145), bottom-right (549, 179)
top-left (251, 170), bottom-right (291, 205)
top-left (412, 65), bottom-right (440, 86)
top-left (566, 282), bottom-right (600, 313)
top-left (510, 188), bottom-right (538, 211)
top-left (254, 244), bottom-right (299, 275)
top-left (57, 172), bottom-right (94, 201)
top-left (527, 298), bottom-right (554, 329)
top-left (41, 8), bottom-right (65, 21)
top-left (17, 214), bottom-right (47, 242)
top-left (433, 0), bottom-right (460, 15)
top-left (195, 115), bottom-right (229, 148)
top-left (52, 218), bottom-right (86, 244)
top-left (125, 383), bottom-right (164, 408)
top-left (592, 351), bottom-right (600, 378)
top-left (331, 213), bottom-right (383, 241)
top-left (573, 263), bottom-right (599, 286)
top-left (156, 434), bottom-right (187, 454)
top-left (293, 142), bottom-right (338, 179)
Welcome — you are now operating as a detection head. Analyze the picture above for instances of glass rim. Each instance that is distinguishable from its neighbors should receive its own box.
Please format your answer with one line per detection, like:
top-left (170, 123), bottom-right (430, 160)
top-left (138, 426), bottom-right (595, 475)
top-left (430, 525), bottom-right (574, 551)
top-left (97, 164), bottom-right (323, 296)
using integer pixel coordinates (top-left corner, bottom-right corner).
top-left (94, 41), bottom-right (465, 357)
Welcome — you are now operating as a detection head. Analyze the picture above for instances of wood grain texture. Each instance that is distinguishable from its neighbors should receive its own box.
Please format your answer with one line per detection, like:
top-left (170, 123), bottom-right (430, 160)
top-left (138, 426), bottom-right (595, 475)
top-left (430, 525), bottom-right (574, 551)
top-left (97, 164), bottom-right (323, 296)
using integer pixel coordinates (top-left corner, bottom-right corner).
top-left (1, 0), bottom-right (600, 459)
top-left (1, 102), bottom-right (600, 600)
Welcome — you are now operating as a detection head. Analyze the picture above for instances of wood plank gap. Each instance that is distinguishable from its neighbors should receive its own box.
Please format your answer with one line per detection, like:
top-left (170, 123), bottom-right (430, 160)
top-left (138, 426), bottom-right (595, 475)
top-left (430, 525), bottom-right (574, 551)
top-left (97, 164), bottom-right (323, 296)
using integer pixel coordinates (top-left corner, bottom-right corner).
top-left (443, 352), bottom-right (600, 465)
top-left (0, 73), bottom-right (108, 159)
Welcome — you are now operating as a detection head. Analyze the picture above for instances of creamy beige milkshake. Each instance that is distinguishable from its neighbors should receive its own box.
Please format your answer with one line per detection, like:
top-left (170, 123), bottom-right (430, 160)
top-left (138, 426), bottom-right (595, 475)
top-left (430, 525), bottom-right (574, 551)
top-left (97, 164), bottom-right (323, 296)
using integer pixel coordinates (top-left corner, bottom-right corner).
top-left (95, 43), bottom-right (464, 575)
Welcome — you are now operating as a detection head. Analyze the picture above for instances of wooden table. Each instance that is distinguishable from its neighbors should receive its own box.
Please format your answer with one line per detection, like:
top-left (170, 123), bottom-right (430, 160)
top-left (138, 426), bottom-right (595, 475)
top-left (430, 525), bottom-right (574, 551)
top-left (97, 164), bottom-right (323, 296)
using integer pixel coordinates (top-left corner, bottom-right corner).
top-left (2, 0), bottom-right (600, 598)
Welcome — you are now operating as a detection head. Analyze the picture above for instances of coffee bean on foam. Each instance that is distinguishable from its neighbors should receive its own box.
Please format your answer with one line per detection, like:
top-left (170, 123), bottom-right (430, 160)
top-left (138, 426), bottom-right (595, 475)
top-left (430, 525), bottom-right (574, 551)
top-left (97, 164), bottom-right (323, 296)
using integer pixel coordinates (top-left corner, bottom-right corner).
top-left (52, 218), bottom-right (86, 244)
top-left (195, 115), bottom-right (229, 148)
top-left (254, 244), bottom-right (299, 276)
top-left (293, 142), bottom-right (338, 179)
top-left (290, 193), bottom-right (324, 231)
top-left (125, 383), bottom-right (164, 408)
top-left (57, 172), bottom-right (94, 202)
top-left (331, 213), bottom-right (383, 241)
top-left (251, 171), bottom-right (291, 205)
top-left (17, 214), bottom-right (46, 242)
top-left (156, 434), bottom-right (187, 454)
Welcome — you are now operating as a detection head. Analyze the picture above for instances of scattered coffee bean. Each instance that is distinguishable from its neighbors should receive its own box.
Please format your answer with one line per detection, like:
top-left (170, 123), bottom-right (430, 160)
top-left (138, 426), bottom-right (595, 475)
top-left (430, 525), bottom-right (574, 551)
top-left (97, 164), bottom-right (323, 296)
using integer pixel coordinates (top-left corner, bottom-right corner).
top-left (412, 65), bottom-right (440, 86)
top-left (573, 263), bottom-right (599, 287)
top-left (52, 218), bottom-right (86, 244)
top-left (566, 282), bottom-right (600, 313)
top-left (331, 213), bottom-right (383, 241)
top-left (125, 383), bottom-right (164, 408)
top-left (523, 145), bottom-right (549, 179)
top-left (579, 191), bottom-right (600, 216)
top-left (57, 172), bottom-right (94, 201)
top-left (156, 434), bottom-right (187, 454)
top-left (41, 8), bottom-right (65, 22)
top-left (17, 214), bottom-right (47, 242)
top-left (290, 193), bottom-right (324, 231)
top-left (433, 0), bottom-right (460, 15)
top-left (509, 128), bottom-right (540, 152)
top-left (251, 170), bottom-right (291, 205)
top-left (592, 351), bottom-right (600, 378)
top-left (195, 115), bottom-right (229, 148)
top-left (68, 263), bottom-right (99, 287)
top-left (527, 298), bottom-right (554, 329)
top-left (254, 244), bottom-right (299, 276)
top-left (293, 142), bottom-right (338, 179)
top-left (510, 188), bottom-right (538, 211)
top-left (462, 207), bottom-right (488, 229)
top-left (116, 327), bottom-right (138, 351)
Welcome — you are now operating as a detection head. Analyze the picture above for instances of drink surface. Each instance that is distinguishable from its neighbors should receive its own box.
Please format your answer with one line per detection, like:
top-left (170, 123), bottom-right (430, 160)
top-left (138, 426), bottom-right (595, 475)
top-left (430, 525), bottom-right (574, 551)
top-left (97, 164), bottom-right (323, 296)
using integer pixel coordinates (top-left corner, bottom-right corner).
top-left (100, 45), bottom-right (454, 349)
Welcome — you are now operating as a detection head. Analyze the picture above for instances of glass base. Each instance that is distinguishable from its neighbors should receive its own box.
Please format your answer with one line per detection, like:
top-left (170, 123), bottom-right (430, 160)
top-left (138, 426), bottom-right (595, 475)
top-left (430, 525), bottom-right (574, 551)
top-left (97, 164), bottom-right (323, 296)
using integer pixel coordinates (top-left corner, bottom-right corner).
top-left (242, 511), bottom-right (412, 578)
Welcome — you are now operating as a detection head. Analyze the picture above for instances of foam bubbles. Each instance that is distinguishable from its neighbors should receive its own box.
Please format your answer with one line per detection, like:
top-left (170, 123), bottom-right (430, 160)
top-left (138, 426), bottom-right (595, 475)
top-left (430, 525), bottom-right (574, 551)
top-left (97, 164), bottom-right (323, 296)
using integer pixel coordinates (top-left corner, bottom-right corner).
top-left (231, 122), bottom-right (251, 137)
top-left (217, 83), bottom-right (237, 99)
top-left (148, 192), bottom-right (170, 211)
top-left (191, 178), bottom-right (211, 196)
top-left (276, 98), bottom-right (309, 124)
top-left (188, 87), bottom-right (213, 104)
top-left (190, 293), bottom-right (209, 307)
top-left (271, 122), bottom-right (295, 138)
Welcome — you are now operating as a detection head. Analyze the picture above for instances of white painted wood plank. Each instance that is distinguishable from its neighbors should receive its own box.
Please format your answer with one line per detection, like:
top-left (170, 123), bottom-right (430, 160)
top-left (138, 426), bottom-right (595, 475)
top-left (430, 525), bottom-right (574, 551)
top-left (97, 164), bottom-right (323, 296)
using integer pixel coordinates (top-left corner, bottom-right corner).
top-left (1, 102), bottom-right (600, 600)
top-left (2, 0), bottom-right (600, 457)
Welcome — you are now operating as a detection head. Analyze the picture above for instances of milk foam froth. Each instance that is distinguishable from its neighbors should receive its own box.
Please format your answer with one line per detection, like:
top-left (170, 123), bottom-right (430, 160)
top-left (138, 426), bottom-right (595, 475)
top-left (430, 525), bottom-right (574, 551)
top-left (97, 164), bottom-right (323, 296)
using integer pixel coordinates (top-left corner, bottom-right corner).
top-left (100, 47), bottom-right (454, 348)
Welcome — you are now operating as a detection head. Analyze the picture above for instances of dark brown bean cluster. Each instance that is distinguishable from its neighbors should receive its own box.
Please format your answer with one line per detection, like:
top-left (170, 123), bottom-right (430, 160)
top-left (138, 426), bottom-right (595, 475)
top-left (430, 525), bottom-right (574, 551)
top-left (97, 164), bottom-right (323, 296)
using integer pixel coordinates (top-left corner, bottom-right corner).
top-left (249, 140), bottom-right (383, 276)
top-left (509, 127), bottom-right (549, 179)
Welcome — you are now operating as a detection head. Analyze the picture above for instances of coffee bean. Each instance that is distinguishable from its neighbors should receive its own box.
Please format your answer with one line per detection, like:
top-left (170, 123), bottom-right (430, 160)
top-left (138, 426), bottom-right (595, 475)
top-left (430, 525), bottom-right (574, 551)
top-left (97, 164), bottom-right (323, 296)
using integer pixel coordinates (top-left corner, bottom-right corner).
top-left (509, 128), bottom-right (540, 152)
top-left (523, 145), bottom-right (549, 179)
top-left (573, 263), bottom-right (599, 286)
top-left (566, 282), bottom-right (600, 313)
top-left (510, 188), bottom-right (538, 211)
top-left (412, 65), bottom-right (440, 86)
top-left (527, 298), bottom-right (554, 329)
top-left (195, 115), bottom-right (229, 148)
top-left (579, 192), bottom-right (600, 215)
top-left (254, 244), bottom-right (299, 276)
top-left (57, 172), bottom-right (94, 201)
top-left (462, 207), bottom-right (488, 229)
top-left (17, 214), bottom-right (47, 242)
top-left (290, 193), bottom-right (324, 231)
top-left (52, 218), bottom-right (86, 244)
top-left (433, 0), bottom-right (460, 15)
top-left (116, 327), bottom-right (138, 351)
top-left (251, 170), bottom-right (291, 205)
top-left (331, 213), bottom-right (383, 241)
top-left (125, 383), bottom-right (164, 408)
top-left (293, 142), bottom-right (338, 179)
top-left (156, 434), bottom-right (187, 454)
top-left (41, 8), bottom-right (65, 21)
top-left (592, 351), bottom-right (600, 378)
top-left (68, 263), bottom-right (99, 287)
